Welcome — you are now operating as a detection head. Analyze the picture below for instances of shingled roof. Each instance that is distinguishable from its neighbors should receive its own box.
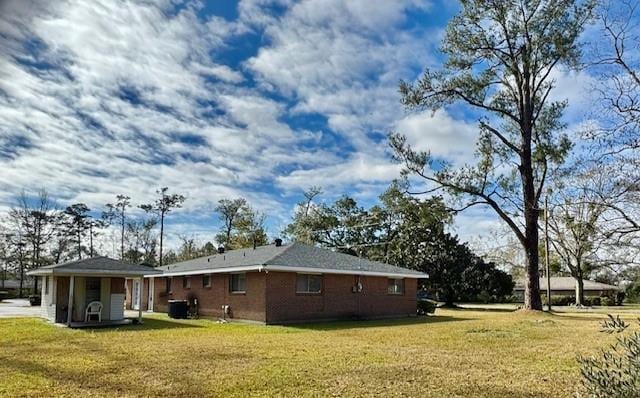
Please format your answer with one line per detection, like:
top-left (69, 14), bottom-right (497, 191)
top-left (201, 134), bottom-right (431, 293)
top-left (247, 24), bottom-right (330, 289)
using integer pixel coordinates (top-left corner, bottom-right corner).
top-left (28, 257), bottom-right (161, 277)
top-left (156, 242), bottom-right (426, 278)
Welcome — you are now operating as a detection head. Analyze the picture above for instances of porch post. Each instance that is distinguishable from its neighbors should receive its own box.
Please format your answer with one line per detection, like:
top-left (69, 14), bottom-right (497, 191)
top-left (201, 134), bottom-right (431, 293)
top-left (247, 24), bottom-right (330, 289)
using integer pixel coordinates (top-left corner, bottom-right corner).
top-left (67, 275), bottom-right (75, 326)
top-left (138, 277), bottom-right (143, 324)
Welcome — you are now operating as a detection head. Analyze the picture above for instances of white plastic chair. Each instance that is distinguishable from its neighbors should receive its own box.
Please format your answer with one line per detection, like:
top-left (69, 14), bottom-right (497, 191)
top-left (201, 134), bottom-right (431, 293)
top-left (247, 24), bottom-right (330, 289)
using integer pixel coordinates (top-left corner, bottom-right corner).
top-left (85, 301), bottom-right (103, 322)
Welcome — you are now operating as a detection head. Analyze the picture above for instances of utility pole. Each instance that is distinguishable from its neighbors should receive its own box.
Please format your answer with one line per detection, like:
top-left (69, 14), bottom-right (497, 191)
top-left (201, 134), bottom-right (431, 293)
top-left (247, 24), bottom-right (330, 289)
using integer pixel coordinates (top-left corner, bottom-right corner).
top-left (544, 193), bottom-right (552, 312)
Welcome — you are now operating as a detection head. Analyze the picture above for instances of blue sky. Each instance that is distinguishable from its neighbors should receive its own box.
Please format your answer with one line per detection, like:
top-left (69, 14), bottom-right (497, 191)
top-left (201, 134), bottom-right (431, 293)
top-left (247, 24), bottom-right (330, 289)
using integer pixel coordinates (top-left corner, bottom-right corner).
top-left (0, 0), bottom-right (596, 253)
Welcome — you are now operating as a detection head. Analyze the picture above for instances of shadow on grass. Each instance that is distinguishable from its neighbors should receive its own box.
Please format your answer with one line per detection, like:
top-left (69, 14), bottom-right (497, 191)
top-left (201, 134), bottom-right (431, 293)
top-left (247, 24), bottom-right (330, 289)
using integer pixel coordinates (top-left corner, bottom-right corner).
top-left (77, 317), bottom-right (204, 332)
top-left (448, 306), bottom-right (518, 313)
top-left (287, 315), bottom-right (470, 331)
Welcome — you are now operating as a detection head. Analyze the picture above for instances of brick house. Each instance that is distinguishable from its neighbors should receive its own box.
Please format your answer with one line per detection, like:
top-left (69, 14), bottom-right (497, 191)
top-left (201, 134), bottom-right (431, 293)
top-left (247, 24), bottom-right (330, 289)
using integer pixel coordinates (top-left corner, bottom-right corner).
top-left (126, 241), bottom-right (426, 324)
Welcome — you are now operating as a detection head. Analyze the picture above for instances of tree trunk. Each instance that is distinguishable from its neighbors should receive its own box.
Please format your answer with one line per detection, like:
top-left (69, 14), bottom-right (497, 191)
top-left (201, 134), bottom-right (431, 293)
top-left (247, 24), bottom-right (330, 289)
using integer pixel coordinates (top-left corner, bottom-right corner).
top-left (520, 97), bottom-right (543, 311)
top-left (159, 213), bottom-right (164, 267)
top-left (32, 242), bottom-right (39, 295)
top-left (77, 226), bottom-right (82, 260)
top-left (19, 260), bottom-right (24, 298)
top-left (575, 269), bottom-right (585, 306)
top-left (89, 223), bottom-right (94, 257)
top-left (120, 214), bottom-right (125, 260)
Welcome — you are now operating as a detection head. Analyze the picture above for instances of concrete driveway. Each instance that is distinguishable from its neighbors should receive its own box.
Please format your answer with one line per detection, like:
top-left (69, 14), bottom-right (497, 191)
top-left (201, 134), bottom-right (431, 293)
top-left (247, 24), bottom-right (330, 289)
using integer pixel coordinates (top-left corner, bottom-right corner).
top-left (0, 298), bottom-right (41, 317)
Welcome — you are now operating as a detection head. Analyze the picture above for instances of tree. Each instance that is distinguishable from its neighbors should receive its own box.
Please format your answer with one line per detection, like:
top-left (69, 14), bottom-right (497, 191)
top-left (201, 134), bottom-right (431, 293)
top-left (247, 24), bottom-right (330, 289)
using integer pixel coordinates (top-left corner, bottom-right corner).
top-left (140, 187), bottom-right (186, 267)
top-left (233, 206), bottom-right (268, 249)
top-left (9, 189), bottom-right (58, 294)
top-left (285, 194), bottom-right (371, 255)
top-left (285, 187), bottom-right (323, 244)
top-left (103, 195), bottom-right (131, 260)
top-left (547, 203), bottom-right (599, 306)
top-left (62, 203), bottom-right (90, 260)
top-left (214, 198), bottom-right (248, 250)
top-left (4, 233), bottom-right (28, 297)
top-left (124, 217), bottom-right (158, 265)
top-left (579, 2), bottom-right (640, 244)
top-left (390, 0), bottom-right (594, 310)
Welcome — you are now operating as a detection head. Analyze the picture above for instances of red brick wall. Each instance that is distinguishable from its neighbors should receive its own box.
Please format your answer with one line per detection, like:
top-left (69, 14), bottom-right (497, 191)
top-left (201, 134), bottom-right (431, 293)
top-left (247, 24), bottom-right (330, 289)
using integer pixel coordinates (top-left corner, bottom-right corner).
top-left (111, 278), bottom-right (125, 294)
top-left (147, 271), bottom-right (417, 324)
top-left (265, 272), bottom-right (417, 323)
top-left (152, 272), bottom-right (267, 322)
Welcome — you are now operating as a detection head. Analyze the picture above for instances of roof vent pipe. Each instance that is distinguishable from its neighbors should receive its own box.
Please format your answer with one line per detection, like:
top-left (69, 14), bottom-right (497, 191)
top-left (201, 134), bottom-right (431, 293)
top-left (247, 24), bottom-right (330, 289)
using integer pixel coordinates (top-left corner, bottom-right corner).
top-left (275, 238), bottom-right (283, 247)
top-left (217, 246), bottom-right (225, 254)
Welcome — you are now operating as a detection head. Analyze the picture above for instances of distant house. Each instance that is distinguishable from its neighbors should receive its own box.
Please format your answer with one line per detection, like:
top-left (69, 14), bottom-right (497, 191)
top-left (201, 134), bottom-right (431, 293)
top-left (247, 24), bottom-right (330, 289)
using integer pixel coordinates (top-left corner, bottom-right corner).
top-left (126, 241), bottom-right (426, 324)
top-left (513, 277), bottom-right (621, 300)
top-left (28, 257), bottom-right (160, 327)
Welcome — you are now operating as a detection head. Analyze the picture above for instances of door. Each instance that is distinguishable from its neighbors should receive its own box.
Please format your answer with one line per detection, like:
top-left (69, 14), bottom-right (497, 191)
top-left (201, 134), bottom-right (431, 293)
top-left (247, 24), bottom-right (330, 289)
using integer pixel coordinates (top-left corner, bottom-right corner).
top-left (55, 277), bottom-right (69, 323)
top-left (147, 279), bottom-right (154, 312)
top-left (132, 279), bottom-right (140, 311)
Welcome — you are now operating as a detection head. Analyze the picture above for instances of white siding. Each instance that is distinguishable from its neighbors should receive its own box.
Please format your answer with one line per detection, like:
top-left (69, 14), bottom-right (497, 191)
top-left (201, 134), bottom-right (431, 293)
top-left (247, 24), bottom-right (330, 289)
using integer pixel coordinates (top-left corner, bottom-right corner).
top-left (40, 276), bottom-right (55, 322)
top-left (110, 294), bottom-right (125, 320)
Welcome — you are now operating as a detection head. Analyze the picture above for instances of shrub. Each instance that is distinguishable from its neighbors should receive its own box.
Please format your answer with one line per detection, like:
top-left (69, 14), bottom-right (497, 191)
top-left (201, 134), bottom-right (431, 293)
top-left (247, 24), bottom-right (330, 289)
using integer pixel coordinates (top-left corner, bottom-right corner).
top-left (589, 297), bottom-right (601, 306)
top-left (600, 296), bottom-right (613, 306)
top-left (578, 315), bottom-right (640, 397)
top-left (550, 295), bottom-right (574, 306)
top-left (0, 291), bottom-right (7, 302)
top-left (417, 299), bottom-right (437, 315)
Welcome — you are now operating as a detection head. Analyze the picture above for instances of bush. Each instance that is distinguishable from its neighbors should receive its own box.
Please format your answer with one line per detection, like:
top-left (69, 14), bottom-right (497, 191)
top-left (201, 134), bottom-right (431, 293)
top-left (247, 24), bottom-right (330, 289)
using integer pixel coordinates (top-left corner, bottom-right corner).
top-left (417, 299), bottom-right (437, 315)
top-left (578, 315), bottom-right (640, 397)
top-left (550, 295), bottom-right (574, 306)
top-left (0, 291), bottom-right (8, 302)
top-left (589, 297), bottom-right (601, 306)
top-left (600, 296), bottom-right (613, 306)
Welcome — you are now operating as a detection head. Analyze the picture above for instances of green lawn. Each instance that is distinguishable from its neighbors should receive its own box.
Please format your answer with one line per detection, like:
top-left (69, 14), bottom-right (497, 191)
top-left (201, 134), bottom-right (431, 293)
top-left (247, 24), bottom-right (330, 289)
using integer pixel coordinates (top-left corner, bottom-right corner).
top-left (0, 308), bottom-right (627, 397)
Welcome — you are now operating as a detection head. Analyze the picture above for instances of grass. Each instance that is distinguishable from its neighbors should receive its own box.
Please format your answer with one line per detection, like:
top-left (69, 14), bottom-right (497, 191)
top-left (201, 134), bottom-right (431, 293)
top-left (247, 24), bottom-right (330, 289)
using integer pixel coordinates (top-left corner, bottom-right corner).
top-left (0, 308), bottom-right (631, 397)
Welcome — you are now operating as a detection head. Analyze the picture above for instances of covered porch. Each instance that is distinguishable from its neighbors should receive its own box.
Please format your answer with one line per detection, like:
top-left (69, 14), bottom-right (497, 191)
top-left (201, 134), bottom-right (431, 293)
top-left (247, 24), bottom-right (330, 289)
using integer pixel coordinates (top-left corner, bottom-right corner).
top-left (28, 257), bottom-right (161, 328)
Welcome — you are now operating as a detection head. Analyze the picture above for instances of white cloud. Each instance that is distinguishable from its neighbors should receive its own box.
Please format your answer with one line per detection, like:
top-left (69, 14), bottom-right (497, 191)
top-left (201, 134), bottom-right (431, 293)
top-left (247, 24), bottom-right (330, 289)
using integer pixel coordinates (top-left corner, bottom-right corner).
top-left (246, 0), bottom-right (438, 151)
top-left (277, 153), bottom-right (401, 191)
top-left (395, 109), bottom-right (478, 166)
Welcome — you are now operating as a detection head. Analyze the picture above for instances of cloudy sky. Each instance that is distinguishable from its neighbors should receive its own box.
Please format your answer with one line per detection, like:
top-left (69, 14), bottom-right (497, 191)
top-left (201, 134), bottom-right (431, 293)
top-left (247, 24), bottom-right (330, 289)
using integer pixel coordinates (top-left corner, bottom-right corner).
top-left (0, 0), bottom-right (596, 253)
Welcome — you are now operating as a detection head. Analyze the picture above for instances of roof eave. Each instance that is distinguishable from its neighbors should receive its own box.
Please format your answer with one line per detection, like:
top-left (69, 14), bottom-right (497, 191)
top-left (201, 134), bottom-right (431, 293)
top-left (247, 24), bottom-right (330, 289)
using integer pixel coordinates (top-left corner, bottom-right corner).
top-left (29, 269), bottom-right (161, 277)
top-left (147, 264), bottom-right (426, 279)
top-left (265, 265), bottom-right (427, 278)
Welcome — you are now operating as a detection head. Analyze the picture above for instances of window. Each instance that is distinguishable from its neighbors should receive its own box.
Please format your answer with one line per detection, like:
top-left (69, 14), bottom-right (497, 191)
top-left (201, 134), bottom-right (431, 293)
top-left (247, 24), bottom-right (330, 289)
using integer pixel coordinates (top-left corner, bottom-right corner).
top-left (296, 274), bottom-right (322, 294)
top-left (230, 273), bottom-right (246, 293)
top-left (203, 274), bottom-right (211, 288)
top-left (166, 277), bottom-right (172, 293)
top-left (183, 276), bottom-right (191, 289)
top-left (387, 278), bottom-right (404, 295)
top-left (44, 276), bottom-right (49, 295)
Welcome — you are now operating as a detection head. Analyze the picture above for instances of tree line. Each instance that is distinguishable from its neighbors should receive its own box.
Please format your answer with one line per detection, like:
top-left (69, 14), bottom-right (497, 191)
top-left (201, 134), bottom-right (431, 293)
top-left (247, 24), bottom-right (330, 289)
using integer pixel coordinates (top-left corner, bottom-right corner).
top-left (0, 187), bottom-right (269, 297)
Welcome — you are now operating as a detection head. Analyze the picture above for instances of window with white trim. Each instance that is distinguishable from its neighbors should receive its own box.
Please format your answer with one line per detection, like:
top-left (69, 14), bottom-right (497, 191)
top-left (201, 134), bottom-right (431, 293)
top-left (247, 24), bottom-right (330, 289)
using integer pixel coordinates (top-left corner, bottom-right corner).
top-left (203, 274), bottom-right (211, 288)
top-left (387, 278), bottom-right (404, 295)
top-left (183, 276), bottom-right (191, 289)
top-left (166, 277), bottom-right (172, 293)
top-left (296, 273), bottom-right (322, 294)
top-left (230, 273), bottom-right (246, 293)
